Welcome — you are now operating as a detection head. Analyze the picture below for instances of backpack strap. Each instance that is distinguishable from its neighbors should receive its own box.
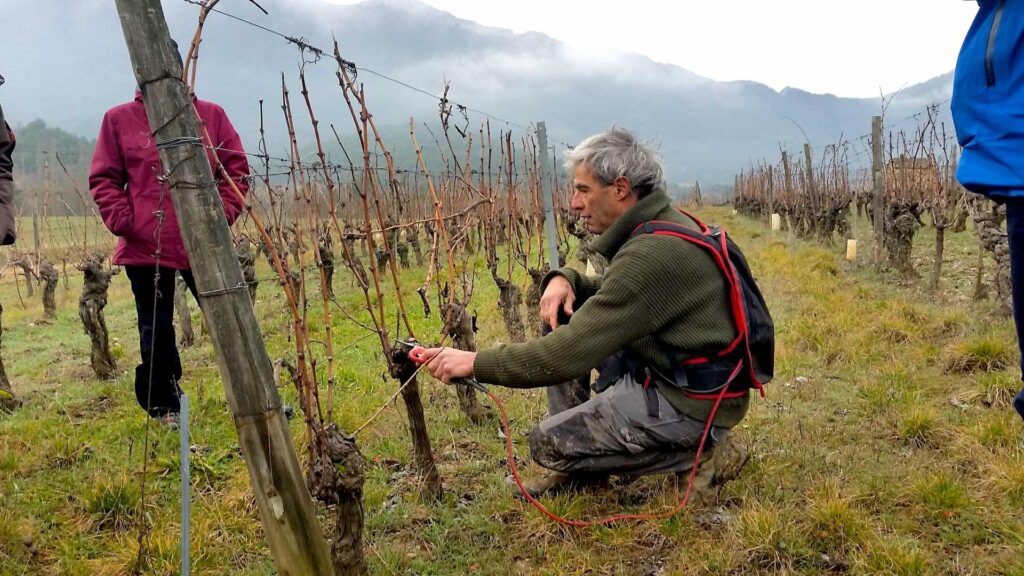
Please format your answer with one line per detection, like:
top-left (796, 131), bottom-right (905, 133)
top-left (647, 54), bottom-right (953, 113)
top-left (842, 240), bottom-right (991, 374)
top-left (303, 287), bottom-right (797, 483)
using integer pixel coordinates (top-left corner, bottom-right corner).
top-left (630, 219), bottom-right (766, 396)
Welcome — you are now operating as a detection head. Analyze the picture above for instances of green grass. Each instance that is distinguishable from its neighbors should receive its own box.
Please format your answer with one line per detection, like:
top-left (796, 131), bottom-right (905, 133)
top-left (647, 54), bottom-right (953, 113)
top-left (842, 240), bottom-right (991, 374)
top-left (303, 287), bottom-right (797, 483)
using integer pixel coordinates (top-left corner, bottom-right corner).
top-left (897, 406), bottom-right (941, 447)
top-left (1, 207), bottom-right (1023, 574)
top-left (944, 335), bottom-right (1016, 373)
top-left (979, 370), bottom-right (1021, 407)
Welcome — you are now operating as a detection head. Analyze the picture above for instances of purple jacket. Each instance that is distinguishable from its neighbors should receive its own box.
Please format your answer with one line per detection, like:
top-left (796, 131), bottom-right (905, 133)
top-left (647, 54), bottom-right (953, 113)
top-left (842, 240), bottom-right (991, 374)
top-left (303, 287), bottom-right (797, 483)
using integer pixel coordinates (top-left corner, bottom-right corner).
top-left (0, 104), bottom-right (15, 245)
top-left (89, 92), bottom-right (250, 269)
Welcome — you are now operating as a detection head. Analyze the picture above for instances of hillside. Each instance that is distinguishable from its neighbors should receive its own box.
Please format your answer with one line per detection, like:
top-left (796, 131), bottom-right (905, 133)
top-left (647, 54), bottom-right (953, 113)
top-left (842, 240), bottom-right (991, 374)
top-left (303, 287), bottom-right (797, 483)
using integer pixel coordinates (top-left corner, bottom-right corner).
top-left (1, 0), bottom-right (954, 184)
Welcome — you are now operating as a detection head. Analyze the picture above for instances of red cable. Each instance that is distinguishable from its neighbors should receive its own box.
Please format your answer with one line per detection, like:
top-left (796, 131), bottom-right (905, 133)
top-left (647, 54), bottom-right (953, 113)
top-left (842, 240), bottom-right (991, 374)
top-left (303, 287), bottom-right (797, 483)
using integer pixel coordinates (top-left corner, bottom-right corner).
top-left (409, 345), bottom-right (737, 526)
top-left (482, 371), bottom-right (733, 527)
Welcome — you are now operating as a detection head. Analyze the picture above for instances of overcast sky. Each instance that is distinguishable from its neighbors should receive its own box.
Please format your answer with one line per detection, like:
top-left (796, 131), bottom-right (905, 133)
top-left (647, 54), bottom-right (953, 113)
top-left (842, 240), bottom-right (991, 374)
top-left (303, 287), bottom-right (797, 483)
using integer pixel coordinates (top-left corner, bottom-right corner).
top-left (325, 0), bottom-right (980, 98)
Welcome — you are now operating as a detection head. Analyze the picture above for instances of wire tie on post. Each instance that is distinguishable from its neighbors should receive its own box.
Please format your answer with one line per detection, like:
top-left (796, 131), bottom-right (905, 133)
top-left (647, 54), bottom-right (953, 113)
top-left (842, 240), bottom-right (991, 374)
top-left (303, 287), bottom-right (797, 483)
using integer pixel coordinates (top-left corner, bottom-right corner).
top-left (197, 282), bottom-right (248, 299)
top-left (156, 136), bottom-right (204, 151)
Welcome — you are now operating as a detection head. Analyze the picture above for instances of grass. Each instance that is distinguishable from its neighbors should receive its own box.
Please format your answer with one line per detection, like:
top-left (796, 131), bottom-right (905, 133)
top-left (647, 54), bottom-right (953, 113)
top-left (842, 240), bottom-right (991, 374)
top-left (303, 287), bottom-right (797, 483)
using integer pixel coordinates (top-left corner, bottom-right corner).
top-left (0, 208), bottom-right (1023, 574)
top-left (897, 406), bottom-right (941, 447)
top-left (806, 480), bottom-right (866, 554)
top-left (943, 335), bottom-right (1016, 373)
top-left (85, 476), bottom-right (140, 533)
top-left (978, 370), bottom-right (1021, 407)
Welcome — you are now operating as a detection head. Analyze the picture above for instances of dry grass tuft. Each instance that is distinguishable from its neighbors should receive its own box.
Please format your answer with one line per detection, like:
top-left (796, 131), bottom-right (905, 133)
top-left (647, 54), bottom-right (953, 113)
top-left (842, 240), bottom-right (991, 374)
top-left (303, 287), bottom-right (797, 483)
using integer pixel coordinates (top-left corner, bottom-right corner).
top-left (943, 337), bottom-right (1016, 374)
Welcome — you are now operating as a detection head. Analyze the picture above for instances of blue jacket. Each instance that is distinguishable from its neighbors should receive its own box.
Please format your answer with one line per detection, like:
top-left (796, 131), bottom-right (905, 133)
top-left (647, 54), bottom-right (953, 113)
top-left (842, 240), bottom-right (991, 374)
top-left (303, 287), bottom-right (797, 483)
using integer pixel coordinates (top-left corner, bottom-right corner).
top-left (952, 0), bottom-right (1024, 198)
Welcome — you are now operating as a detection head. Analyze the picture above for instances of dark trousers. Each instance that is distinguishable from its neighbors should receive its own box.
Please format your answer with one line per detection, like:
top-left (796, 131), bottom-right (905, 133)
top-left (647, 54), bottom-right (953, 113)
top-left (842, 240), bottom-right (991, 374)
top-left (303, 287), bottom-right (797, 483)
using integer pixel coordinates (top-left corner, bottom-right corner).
top-left (1002, 200), bottom-right (1024, 419)
top-left (124, 265), bottom-right (198, 416)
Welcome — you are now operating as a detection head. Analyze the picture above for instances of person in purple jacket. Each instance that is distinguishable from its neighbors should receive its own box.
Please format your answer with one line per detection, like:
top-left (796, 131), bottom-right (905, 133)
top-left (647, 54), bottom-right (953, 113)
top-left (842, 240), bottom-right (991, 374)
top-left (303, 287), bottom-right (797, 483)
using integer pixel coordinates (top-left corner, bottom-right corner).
top-left (952, 0), bottom-right (1024, 420)
top-left (0, 74), bottom-right (15, 247)
top-left (88, 43), bottom-right (250, 426)
top-left (0, 73), bottom-right (18, 412)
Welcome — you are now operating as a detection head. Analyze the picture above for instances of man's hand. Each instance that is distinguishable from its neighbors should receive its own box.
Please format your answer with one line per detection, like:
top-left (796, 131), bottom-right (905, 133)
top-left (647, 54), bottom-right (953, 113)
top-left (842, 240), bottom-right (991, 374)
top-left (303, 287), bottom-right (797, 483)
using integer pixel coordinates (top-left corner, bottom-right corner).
top-left (540, 275), bottom-right (575, 331)
top-left (422, 348), bottom-right (476, 384)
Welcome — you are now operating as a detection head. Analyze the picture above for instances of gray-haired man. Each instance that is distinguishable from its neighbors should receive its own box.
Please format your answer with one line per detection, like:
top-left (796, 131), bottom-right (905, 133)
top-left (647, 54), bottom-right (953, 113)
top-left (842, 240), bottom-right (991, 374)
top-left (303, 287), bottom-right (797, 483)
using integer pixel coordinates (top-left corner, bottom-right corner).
top-left (423, 127), bottom-right (756, 497)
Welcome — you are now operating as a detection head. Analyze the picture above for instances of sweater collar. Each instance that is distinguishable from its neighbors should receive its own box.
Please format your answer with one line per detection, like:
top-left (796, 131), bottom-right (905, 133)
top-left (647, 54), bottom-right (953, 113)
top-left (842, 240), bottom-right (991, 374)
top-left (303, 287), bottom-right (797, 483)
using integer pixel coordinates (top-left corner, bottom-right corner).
top-left (590, 190), bottom-right (672, 259)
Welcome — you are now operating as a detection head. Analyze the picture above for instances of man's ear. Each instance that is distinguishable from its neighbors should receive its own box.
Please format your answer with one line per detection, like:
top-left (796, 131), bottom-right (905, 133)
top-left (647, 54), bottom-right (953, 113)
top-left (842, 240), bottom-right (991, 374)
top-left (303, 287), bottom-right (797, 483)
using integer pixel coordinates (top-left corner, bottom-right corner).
top-left (613, 176), bottom-right (632, 200)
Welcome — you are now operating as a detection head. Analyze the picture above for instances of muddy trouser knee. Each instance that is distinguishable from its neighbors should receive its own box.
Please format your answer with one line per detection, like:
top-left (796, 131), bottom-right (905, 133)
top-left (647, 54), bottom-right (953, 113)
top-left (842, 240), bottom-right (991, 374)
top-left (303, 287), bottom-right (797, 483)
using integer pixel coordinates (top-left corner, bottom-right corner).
top-left (529, 373), bottom-right (724, 477)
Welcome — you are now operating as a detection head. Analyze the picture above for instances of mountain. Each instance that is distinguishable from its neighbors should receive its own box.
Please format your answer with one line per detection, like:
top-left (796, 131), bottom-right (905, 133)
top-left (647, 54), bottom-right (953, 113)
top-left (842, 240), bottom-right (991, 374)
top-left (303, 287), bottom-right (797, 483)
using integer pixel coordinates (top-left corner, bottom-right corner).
top-left (0, 0), bottom-right (955, 185)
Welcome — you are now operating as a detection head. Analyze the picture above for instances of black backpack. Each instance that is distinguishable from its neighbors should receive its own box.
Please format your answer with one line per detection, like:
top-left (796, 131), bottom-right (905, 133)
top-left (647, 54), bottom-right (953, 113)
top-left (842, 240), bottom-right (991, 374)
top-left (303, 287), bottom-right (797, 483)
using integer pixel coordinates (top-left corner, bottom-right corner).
top-left (629, 210), bottom-right (774, 398)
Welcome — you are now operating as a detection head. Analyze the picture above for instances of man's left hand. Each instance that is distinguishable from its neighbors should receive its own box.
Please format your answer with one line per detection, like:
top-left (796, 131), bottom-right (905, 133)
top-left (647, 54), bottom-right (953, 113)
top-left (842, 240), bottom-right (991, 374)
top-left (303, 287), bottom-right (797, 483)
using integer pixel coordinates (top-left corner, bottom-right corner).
top-left (422, 348), bottom-right (476, 383)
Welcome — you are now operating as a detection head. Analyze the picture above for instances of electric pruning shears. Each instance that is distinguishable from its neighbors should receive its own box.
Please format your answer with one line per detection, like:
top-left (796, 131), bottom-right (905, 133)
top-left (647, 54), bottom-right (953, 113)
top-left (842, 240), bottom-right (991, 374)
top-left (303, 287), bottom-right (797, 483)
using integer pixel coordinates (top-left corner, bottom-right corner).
top-left (396, 339), bottom-right (488, 393)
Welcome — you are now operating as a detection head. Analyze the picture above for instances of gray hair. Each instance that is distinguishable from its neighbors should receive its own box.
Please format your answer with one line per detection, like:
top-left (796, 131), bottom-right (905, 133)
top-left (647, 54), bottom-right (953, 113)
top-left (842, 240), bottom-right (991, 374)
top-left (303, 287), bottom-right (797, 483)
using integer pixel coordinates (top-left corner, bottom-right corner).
top-left (563, 127), bottom-right (665, 198)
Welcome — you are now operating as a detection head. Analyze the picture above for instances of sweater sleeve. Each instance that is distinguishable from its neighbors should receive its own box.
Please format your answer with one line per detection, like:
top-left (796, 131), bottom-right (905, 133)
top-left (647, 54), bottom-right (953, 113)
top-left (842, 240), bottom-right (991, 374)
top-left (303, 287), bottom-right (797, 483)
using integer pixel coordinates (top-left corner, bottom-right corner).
top-left (88, 111), bottom-right (134, 237)
top-left (474, 274), bottom-right (653, 388)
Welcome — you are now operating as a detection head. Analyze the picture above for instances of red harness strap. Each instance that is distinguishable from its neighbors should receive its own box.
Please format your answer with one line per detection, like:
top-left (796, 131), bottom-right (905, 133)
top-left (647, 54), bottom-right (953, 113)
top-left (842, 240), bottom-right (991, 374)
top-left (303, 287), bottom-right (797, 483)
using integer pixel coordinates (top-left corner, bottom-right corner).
top-left (632, 217), bottom-right (767, 397)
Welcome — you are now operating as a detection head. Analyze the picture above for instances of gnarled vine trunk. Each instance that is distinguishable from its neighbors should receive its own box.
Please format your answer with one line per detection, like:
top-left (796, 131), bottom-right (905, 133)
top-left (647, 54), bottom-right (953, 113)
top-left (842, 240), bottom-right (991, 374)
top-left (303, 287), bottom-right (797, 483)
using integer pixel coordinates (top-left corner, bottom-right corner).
top-left (38, 260), bottom-right (58, 320)
top-left (883, 201), bottom-right (923, 279)
top-left (175, 272), bottom-right (195, 348)
top-left (310, 425), bottom-right (368, 576)
top-left (16, 259), bottom-right (34, 298)
top-left (389, 342), bottom-right (443, 500)
top-left (236, 238), bottom-right (259, 304)
top-left (77, 258), bottom-right (119, 380)
top-left (490, 269), bottom-right (526, 343)
top-left (969, 194), bottom-right (1012, 314)
top-left (407, 225), bottom-right (422, 267)
top-left (442, 297), bottom-right (490, 424)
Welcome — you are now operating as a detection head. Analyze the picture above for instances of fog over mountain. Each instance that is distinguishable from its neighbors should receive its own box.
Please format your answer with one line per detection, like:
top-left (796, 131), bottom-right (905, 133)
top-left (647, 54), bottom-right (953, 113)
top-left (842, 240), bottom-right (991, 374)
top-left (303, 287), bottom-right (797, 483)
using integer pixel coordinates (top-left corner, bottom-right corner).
top-left (2, 0), bottom-right (954, 184)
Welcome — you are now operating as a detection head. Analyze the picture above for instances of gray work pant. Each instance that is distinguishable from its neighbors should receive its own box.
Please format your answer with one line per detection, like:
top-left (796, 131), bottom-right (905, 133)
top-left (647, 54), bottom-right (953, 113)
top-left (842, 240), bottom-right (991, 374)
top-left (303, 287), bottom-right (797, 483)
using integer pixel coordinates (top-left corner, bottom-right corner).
top-left (530, 373), bottom-right (722, 477)
top-left (546, 374), bottom-right (591, 416)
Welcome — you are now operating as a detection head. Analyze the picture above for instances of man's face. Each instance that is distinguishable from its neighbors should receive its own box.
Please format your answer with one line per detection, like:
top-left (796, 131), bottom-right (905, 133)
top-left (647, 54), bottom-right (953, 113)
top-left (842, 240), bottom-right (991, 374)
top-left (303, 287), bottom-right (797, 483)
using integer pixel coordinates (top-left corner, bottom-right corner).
top-left (569, 164), bottom-right (629, 234)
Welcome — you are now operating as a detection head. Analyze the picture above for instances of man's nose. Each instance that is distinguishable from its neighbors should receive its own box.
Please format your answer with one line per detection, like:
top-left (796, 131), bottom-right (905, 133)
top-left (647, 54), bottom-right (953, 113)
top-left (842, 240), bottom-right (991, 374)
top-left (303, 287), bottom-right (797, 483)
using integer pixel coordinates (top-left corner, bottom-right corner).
top-left (569, 190), bottom-right (583, 210)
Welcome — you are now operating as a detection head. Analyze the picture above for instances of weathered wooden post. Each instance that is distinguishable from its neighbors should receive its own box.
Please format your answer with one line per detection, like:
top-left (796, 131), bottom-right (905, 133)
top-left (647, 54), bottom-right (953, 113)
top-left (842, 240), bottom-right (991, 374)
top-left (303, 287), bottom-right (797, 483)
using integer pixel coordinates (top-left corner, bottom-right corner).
top-left (782, 150), bottom-right (794, 233)
top-left (33, 150), bottom-right (45, 276)
top-left (112, 2), bottom-right (333, 573)
top-left (536, 122), bottom-right (560, 270)
top-left (537, 122), bottom-right (589, 415)
top-left (803, 142), bottom-right (817, 238)
top-left (871, 116), bottom-right (885, 269)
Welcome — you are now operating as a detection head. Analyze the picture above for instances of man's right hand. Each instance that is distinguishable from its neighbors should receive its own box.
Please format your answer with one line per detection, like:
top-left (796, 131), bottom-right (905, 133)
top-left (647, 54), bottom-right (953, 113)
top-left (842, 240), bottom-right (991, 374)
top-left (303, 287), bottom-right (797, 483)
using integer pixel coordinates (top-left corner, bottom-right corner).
top-left (540, 275), bottom-right (575, 331)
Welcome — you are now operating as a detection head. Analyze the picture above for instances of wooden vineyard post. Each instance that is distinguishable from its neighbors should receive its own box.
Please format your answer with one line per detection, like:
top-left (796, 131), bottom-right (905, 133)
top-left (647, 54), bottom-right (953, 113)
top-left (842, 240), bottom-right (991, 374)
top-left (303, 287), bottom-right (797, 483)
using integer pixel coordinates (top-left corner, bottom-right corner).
top-left (871, 116), bottom-right (885, 269)
top-left (111, 2), bottom-right (333, 574)
top-left (782, 150), bottom-right (794, 236)
top-left (537, 122), bottom-right (560, 269)
top-left (803, 142), bottom-right (816, 236)
top-left (538, 121), bottom-right (589, 415)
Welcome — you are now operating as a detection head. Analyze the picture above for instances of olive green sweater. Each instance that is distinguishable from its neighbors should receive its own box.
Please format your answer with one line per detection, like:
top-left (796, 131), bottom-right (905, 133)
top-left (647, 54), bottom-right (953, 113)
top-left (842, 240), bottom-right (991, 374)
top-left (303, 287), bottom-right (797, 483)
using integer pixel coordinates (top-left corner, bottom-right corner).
top-left (473, 191), bottom-right (750, 427)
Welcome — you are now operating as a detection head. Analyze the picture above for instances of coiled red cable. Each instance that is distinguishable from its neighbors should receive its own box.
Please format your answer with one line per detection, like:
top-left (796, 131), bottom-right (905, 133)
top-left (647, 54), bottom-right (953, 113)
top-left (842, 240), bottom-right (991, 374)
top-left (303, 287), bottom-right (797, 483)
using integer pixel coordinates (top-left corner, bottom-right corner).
top-left (481, 383), bottom-right (728, 526)
top-left (409, 345), bottom-right (734, 526)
